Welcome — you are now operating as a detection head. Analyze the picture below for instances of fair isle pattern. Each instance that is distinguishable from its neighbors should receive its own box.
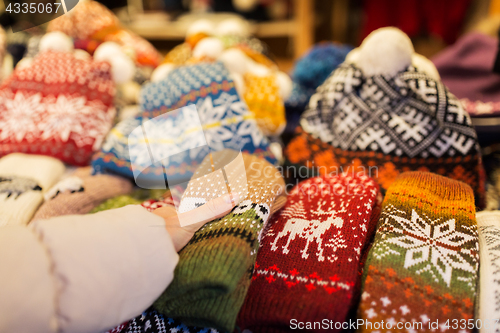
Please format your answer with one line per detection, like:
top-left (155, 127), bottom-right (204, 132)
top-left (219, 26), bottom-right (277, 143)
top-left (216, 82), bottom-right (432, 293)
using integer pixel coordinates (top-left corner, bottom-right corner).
top-left (0, 51), bottom-right (115, 165)
top-left (237, 174), bottom-right (381, 331)
top-left (357, 172), bottom-right (478, 333)
top-left (93, 62), bottom-right (275, 180)
top-left (301, 63), bottom-right (478, 159)
top-left (252, 264), bottom-right (354, 293)
top-left (0, 91), bottom-right (115, 150)
top-left (373, 205), bottom-right (478, 289)
top-left (105, 309), bottom-right (219, 333)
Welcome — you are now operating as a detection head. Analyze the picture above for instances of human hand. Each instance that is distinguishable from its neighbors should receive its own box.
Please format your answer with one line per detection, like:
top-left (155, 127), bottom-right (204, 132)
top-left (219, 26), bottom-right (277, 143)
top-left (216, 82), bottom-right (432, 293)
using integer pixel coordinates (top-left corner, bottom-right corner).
top-left (152, 192), bottom-right (239, 252)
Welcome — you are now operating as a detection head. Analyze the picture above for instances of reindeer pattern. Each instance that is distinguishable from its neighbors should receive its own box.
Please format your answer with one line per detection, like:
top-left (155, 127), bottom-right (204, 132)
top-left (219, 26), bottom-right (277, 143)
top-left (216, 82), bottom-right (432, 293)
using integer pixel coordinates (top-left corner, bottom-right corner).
top-left (270, 199), bottom-right (347, 262)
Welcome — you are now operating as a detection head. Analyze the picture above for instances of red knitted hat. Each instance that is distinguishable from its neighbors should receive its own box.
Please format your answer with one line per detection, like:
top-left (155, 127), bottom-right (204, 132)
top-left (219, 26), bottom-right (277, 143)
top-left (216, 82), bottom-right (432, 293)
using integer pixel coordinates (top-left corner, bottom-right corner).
top-left (0, 51), bottom-right (116, 165)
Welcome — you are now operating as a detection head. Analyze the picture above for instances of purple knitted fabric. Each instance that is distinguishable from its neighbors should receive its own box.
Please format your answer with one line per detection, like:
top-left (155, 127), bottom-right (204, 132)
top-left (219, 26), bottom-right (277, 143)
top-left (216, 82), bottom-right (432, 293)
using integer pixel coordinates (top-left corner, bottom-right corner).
top-left (433, 32), bottom-right (500, 112)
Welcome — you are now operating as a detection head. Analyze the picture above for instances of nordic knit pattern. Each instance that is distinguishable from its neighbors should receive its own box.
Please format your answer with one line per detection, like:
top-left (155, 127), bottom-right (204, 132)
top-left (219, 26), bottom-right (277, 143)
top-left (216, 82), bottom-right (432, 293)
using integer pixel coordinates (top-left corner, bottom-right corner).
top-left (105, 308), bottom-right (219, 333)
top-left (476, 211), bottom-right (500, 333)
top-left (285, 63), bottom-right (485, 207)
top-left (238, 173), bottom-right (381, 332)
top-left (153, 153), bottom-right (285, 332)
top-left (0, 153), bottom-right (65, 226)
top-left (0, 51), bottom-right (116, 165)
top-left (92, 62), bottom-right (276, 182)
top-left (358, 172), bottom-right (479, 333)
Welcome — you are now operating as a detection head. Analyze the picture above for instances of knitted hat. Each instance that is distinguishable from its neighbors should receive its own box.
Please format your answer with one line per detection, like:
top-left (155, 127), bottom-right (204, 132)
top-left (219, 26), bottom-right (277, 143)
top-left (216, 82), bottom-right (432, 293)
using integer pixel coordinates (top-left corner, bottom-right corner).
top-left (31, 167), bottom-right (133, 221)
top-left (433, 32), bottom-right (500, 108)
top-left (358, 172), bottom-right (478, 332)
top-left (0, 50), bottom-right (116, 165)
top-left (283, 42), bottom-right (352, 141)
top-left (0, 153), bottom-right (65, 226)
top-left (238, 173), bottom-right (381, 332)
top-left (243, 73), bottom-right (286, 136)
top-left (285, 28), bottom-right (485, 208)
top-left (476, 211), bottom-right (500, 333)
top-left (432, 32), bottom-right (500, 147)
top-left (92, 62), bottom-right (277, 184)
top-left (152, 153), bottom-right (285, 332)
top-left (47, 0), bottom-right (162, 68)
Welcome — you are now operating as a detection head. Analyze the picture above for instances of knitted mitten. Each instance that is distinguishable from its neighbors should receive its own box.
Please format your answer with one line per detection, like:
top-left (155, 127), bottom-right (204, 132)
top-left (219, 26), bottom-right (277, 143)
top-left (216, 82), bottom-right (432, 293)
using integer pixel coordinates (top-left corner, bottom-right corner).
top-left (0, 153), bottom-right (65, 226)
top-left (31, 167), bottom-right (133, 221)
top-left (106, 308), bottom-right (219, 333)
top-left (153, 153), bottom-right (285, 332)
top-left (90, 189), bottom-right (168, 213)
top-left (238, 173), bottom-right (381, 332)
top-left (476, 211), bottom-right (500, 333)
top-left (358, 172), bottom-right (479, 332)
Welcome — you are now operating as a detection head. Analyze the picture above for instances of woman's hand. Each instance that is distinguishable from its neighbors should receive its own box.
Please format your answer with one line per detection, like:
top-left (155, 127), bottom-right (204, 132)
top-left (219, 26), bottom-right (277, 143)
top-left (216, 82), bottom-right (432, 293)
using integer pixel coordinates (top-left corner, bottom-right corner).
top-left (152, 193), bottom-right (239, 252)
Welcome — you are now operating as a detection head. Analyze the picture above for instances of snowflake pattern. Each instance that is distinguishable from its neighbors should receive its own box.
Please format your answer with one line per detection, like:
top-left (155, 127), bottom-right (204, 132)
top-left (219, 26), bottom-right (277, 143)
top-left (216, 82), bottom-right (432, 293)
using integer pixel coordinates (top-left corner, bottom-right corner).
top-left (0, 91), bottom-right (115, 150)
top-left (374, 205), bottom-right (478, 287)
top-left (0, 91), bottom-right (44, 142)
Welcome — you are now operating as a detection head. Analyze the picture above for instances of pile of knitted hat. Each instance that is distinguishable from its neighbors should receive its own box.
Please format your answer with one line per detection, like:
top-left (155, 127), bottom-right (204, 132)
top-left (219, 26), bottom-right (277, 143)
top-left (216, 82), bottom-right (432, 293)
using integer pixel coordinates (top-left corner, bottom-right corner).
top-left (283, 42), bottom-right (353, 140)
top-left (92, 20), bottom-right (284, 184)
top-left (284, 27), bottom-right (486, 208)
top-left (46, 0), bottom-right (162, 68)
top-left (151, 18), bottom-right (292, 138)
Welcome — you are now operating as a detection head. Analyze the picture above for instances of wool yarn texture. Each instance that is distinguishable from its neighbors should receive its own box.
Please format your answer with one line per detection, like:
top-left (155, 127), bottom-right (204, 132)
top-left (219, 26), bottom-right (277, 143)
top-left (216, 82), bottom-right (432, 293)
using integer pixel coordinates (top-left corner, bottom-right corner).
top-left (357, 171), bottom-right (479, 333)
top-left (285, 61), bottom-right (485, 207)
top-left (476, 211), bottom-right (500, 333)
top-left (92, 62), bottom-right (276, 184)
top-left (237, 173), bottom-right (381, 332)
top-left (152, 153), bottom-right (285, 332)
top-left (0, 50), bottom-right (116, 165)
top-left (104, 308), bottom-right (219, 333)
top-left (243, 73), bottom-right (286, 137)
top-left (31, 167), bottom-right (133, 221)
top-left (0, 153), bottom-right (65, 226)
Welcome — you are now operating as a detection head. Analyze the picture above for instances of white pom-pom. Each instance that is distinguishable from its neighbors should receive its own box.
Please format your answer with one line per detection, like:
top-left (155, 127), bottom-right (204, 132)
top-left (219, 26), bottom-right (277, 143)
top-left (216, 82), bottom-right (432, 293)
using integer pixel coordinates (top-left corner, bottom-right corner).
top-left (39, 31), bottom-right (74, 53)
top-left (275, 71), bottom-right (292, 101)
top-left (192, 37), bottom-right (224, 59)
top-left (150, 63), bottom-right (176, 82)
top-left (219, 48), bottom-right (250, 74)
top-left (246, 61), bottom-right (271, 77)
top-left (16, 57), bottom-right (33, 70)
top-left (216, 18), bottom-right (250, 37)
top-left (357, 27), bottom-right (414, 77)
top-left (233, 0), bottom-right (259, 12)
top-left (109, 55), bottom-right (135, 84)
top-left (344, 48), bottom-right (360, 64)
top-left (186, 19), bottom-right (215, 37)
top-left (94, 42), bottom-right (123, 62)
top-left (73, 49), bottom-right (91, 61)
top-left (412, 53), bottom-right (441, 81)
top-left (120, 81), bottom-right (141, 104)
top-left (229, 72), bottom-right (246, 96)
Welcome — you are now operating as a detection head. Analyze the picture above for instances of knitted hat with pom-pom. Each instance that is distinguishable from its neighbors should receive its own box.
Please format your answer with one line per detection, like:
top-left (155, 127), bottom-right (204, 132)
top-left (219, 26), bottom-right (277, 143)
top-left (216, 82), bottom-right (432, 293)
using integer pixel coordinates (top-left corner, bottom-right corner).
top-left (285, 27), bottom-right (485, 208)
top-left (0, 50), bottom-right (116, 165)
